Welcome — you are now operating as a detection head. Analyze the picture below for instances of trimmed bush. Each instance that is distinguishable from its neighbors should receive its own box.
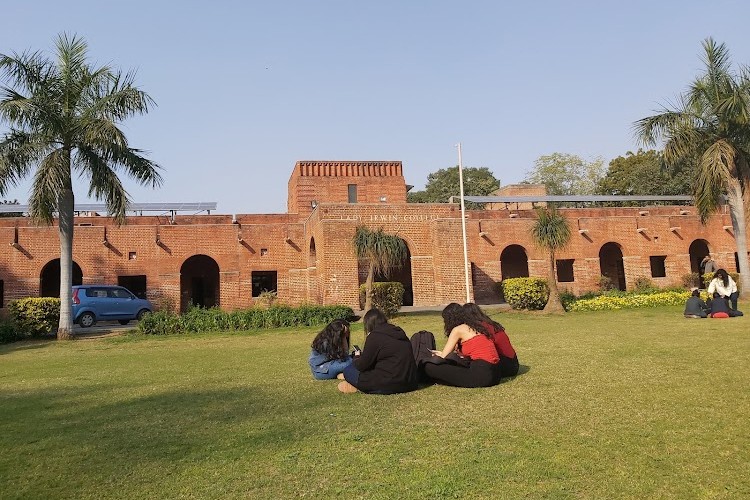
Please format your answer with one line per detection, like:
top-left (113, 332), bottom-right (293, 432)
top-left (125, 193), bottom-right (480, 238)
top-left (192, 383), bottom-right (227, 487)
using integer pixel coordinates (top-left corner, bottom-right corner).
top-left (7, 298), bottom-right (61, 338)
top-left (0, 318), bottom-right (19, 343)
top-left (138, 304), bottom-right (354, 335)
top-left (501, 277), bottom-right (549, 310)
top-left (359, 282), bottom-right (405, 318)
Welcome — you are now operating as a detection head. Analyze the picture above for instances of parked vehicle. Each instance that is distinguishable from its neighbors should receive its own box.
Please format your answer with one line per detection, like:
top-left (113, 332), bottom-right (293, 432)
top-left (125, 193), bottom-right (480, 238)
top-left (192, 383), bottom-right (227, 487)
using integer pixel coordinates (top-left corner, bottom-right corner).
top-left (72, 285), bottom-right (153, 327)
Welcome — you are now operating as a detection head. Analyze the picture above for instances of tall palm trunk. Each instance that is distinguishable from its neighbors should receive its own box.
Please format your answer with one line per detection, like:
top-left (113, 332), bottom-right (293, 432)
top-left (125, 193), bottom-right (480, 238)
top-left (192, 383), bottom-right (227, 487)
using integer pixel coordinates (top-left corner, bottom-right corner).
top-left (544, 251), bottom-right (564, 312)
top-left (727, 180), bottom-right (750, 293)
top-left (57, 187), bottom-right (75, 339)
top-left (363, 263), bottom-right (375, 344)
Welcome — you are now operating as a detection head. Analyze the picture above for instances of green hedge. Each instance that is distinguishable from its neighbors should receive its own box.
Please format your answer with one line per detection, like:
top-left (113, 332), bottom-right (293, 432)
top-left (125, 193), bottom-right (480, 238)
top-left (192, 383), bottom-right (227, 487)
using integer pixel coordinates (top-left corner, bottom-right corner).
top-left (568, 290), bottom-right (692, 311)
top-left (358, 282), bottom-right (405, 318)
top-left (0, 318), bottom-right (20, 343)
top-left (138, 304), bottom-right (354, 335)
top-left (500, 277), bottom-right (549, 310)
top-left (7, 298), bottom-right (61, 338)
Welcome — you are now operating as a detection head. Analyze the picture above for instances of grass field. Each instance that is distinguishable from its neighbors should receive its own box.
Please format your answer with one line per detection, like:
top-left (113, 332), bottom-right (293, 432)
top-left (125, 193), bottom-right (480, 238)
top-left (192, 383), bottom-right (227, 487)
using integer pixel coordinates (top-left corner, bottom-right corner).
top-left (1, 305), bottom-right (749, 499)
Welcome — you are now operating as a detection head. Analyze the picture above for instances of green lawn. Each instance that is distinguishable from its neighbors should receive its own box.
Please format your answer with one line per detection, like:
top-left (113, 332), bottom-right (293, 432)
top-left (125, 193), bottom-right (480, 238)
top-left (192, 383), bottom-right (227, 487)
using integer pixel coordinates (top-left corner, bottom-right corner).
top-left (1, 306), bottom-right (748, 499)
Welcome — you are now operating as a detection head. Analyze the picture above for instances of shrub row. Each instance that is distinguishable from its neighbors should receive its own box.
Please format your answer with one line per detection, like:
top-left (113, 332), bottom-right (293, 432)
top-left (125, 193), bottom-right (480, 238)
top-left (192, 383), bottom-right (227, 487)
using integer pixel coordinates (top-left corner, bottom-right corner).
top-left (567, 290), bottom-right (691, 312)
top-left (4, 298), bottom-right (61, 341)
top-left (138, 304), bottom-right (354, 335)
top-left (358, 282), bottom-right (405, 317)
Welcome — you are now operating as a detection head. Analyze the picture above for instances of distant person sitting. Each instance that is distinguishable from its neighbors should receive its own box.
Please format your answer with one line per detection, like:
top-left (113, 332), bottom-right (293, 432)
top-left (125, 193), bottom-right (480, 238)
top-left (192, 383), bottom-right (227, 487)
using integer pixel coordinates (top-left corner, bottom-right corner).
top-left (707, 268), bottom-right (740, 311)
top-left (708, 292), bottom-right (743, 318)
top-left (684, 289), bottom-right (709, 318)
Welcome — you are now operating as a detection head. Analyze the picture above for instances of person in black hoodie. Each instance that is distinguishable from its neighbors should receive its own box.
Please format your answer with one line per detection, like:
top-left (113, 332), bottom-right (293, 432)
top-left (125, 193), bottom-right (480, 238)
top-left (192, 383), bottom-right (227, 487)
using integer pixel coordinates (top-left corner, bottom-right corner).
top-left (338, 308), bottom-right (418, 394)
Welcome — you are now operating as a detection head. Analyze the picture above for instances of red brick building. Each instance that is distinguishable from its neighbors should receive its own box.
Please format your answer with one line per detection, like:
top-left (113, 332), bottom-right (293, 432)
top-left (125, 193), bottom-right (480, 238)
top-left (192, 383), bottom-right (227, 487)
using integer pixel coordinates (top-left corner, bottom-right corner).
top-left (0, 160), bottom-right (746, 312)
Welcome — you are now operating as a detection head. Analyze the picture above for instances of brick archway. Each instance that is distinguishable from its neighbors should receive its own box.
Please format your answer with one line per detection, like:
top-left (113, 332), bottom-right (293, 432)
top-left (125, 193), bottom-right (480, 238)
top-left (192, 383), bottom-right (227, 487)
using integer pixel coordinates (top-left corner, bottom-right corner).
top-left (358, 237), bottom-right (414, 306)
top-left (180, 255), bottom-right (220, 312)
top-left (599, 242), bottom-right (626, 291)
top-left (40, 259), bottom-right (83, 297)
top-left (689, 239), bottom-right (710, 275)
top-left (500, 244), bottom-right (529, 280)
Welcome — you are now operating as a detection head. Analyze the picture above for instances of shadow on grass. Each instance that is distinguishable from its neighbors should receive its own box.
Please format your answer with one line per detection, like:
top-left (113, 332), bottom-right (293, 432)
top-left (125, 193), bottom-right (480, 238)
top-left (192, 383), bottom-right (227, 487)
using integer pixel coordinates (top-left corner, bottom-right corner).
top-left (0, 339), bottom-right (54, 355)
top-left (0, 382), bottom-right (336, 478)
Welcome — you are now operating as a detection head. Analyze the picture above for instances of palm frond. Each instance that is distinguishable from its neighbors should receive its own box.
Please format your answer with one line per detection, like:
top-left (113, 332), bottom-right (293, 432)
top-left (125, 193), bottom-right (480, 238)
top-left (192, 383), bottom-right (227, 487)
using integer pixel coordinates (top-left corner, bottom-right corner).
top-left (694, 139), bottom-right (735, 221)
top-left (0, 130), bottom-right (51, 194)
top-left (28, 148), bottom-right (70, 223)
top-left (77, 147), bottom-right (129, 222)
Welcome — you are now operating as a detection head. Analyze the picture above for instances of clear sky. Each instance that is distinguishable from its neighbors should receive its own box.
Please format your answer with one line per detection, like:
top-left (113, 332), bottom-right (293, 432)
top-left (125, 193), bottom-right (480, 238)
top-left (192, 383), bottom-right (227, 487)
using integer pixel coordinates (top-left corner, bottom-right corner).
top-left (3, 1), bottom-right (750, 215)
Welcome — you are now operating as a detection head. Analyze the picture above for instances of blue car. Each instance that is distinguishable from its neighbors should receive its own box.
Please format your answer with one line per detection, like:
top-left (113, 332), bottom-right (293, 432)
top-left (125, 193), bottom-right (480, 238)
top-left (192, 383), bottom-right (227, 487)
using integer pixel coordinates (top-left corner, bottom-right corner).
top-left (72, 285), bottom-right (153, 327)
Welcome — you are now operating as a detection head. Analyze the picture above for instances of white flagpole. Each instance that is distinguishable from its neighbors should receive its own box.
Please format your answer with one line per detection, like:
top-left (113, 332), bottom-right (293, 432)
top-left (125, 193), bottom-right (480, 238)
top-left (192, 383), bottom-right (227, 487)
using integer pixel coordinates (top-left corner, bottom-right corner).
top-left (457, 143), bottom-right (472, 303)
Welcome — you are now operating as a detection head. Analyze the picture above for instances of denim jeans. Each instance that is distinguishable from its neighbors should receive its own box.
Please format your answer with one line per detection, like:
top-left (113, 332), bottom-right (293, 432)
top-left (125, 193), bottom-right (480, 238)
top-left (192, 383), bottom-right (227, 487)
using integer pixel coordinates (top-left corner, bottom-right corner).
top-left (311, 357), bottom-right (353, 380)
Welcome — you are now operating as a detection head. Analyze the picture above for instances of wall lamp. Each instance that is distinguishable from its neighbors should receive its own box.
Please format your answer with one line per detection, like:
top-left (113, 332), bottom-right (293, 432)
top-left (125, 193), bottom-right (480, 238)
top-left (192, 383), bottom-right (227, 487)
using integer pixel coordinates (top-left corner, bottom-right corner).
top-left (311, 200), bottom-right (318, 209)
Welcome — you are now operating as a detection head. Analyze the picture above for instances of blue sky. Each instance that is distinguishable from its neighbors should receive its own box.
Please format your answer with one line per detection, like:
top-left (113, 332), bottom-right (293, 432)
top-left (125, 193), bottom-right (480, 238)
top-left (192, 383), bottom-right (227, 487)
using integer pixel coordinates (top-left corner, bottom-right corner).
top-left (3, 1), bottom-right (750, 215)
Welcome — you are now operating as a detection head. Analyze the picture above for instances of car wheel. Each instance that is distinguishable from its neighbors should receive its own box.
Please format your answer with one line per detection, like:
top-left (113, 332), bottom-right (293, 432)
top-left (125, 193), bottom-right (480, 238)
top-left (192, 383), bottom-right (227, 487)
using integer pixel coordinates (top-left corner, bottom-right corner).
top-left (118, 320), bottom-right (130, 325)
top-left (136, 309), bottom-right (151, 321)
top-left (79, 312), bottom-right (96, 328)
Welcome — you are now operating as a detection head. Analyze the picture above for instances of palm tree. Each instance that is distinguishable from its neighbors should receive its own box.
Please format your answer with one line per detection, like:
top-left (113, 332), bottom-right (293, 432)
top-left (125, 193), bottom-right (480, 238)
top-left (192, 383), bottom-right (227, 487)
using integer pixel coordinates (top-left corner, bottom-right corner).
top-left (635, 38), bottom-right (750, 293)
top-left (0, 34), bottom-right (162, 339)
top-left (530, 205), bottom-right (571, 312)
top-left (352, 226), bottom-right (408, 316)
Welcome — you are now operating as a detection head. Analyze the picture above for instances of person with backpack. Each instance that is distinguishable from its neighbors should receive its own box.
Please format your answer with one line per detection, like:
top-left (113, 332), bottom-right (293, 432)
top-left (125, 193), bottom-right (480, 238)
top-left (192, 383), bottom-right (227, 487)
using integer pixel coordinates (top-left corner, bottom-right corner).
top-left (421, 303), bottom-right (502, 388)
top-left (338, 308), bottom-right (418, 394)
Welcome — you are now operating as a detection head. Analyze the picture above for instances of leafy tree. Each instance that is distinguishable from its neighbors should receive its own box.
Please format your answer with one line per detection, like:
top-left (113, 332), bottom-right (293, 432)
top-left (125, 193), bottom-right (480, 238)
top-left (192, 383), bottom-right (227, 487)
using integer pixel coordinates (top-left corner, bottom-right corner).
top-left (597, 149), bottom-right (694, 201)
top-left (530, 205), bottom-right (571, 313)
top-left (0, 198), bottom-right (21, 217)
top-left (352, 226), bottom-right (407, 324)
top-left (524, 153), bottom-right (605, 195)
top-left (407, 166), bottom-right (500, 209)
top-left (0, 34), bottom-right (162, 339)
top-left (635, 38), bottom-right (750, 292)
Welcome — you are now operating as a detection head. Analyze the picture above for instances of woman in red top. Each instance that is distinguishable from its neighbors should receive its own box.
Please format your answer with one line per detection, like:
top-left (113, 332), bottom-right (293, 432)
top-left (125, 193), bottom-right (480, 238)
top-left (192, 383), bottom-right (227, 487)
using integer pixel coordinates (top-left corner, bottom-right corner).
top-left (463, 302), bottom-right (519, 378)
top-left (424, 303), bottom-right (501, 387)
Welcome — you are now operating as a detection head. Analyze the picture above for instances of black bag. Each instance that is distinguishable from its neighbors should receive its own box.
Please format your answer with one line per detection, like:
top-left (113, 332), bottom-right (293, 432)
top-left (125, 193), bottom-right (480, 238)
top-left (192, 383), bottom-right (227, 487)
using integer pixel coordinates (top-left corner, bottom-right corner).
top-left (410, 330), bottom-right (436, 365)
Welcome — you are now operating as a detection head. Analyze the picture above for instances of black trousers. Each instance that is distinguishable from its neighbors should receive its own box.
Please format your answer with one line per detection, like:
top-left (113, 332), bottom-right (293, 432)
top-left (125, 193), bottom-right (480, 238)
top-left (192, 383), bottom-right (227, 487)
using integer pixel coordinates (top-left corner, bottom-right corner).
top-left (423, 359), bottom-right (500, 388)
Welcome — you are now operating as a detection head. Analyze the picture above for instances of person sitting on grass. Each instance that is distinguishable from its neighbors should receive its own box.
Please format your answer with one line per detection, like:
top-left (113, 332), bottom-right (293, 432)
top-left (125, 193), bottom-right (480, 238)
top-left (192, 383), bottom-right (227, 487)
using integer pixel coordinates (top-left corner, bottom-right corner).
top-left (684, 289), bottom-right (709, 318)
top-left (338, 308), bottom-right (418, 395)
top-left (308, 319), bottom-right (353, 380)
top-left (462, 302), bottom-right (519, 378)
top-left (423, 303), bottom-right (502, 388)
top-left (708, 292), bottom-right (743, 318)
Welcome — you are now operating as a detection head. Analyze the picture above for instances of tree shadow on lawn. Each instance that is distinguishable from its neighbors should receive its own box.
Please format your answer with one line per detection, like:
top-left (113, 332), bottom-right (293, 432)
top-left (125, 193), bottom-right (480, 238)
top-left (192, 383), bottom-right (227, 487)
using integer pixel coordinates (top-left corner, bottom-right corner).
top-left (0, 340), bottom-right (54, 355)
top-left (1, 383), bottom-right (331, 480)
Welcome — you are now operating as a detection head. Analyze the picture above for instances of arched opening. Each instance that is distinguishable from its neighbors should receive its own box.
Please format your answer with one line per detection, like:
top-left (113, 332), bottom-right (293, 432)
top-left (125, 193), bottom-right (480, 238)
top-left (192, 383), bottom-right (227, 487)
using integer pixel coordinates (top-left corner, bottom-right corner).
top-left (358, 238), bottom-right (414, 306)
top-left (40, 259), bottom-right (83, 297)
top-left (599, 242), bottom-right (626, 291)
top-left (500, 245), bottom-right (529, 280)
top-left (689, 238), bottom-right (710, 277)
top-left (180, 255), bottom-right (220, 312)
top-left (309, 238), bottom-right (317, 268)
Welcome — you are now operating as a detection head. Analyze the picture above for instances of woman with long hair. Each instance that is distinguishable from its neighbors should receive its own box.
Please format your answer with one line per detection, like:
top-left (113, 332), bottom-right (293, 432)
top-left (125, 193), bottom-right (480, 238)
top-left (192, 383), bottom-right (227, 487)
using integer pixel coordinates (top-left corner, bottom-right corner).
top-left (423, 303), bottom-right (502, 387)
top-left (338, 308), bottom-right (418, 394)
top-left (707, 268), bottom-right (741, 312)
top-left (462, 302), bottom-right (519, 378)
top-left (308, 319), bottom-right (353, 380)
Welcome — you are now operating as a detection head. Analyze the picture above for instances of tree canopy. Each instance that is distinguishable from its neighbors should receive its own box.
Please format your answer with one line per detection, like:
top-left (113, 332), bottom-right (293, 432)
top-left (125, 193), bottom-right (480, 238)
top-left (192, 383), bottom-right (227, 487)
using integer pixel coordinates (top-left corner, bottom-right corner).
top-left (407, 166), bottom-right (500, 209)
top-left (524, 153), bottom-right (604, 195)
top-left (597, 149), bottom-right (694, 199)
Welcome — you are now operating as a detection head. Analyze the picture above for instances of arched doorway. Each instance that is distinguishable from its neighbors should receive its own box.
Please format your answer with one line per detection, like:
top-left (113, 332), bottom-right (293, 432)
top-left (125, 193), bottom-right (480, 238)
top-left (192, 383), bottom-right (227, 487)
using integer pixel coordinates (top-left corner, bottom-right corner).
top-left (500, 245), bottom-right (529, 280)
top-left (40, 259), bottom-right (83, 297)
top-left (689, 239), bottom-right (710, 276)
top-left (599, 242), bottom-right (626, 291)
top-left (358, 238), bottom-right (414, 306)
top-left (180, 255), bottom-right (220, 312)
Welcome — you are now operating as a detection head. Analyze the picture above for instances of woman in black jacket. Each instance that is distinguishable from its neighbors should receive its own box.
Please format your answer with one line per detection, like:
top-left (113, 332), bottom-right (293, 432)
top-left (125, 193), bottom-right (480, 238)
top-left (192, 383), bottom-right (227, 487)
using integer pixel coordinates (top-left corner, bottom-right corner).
top-left (338, 308), bottom-right (418, 394)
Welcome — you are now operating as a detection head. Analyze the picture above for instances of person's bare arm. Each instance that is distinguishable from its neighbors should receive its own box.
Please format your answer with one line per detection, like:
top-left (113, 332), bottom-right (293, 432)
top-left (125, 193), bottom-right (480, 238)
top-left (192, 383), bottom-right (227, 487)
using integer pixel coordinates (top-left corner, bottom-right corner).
top-left (432, 327), bottom-right (463, 358)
